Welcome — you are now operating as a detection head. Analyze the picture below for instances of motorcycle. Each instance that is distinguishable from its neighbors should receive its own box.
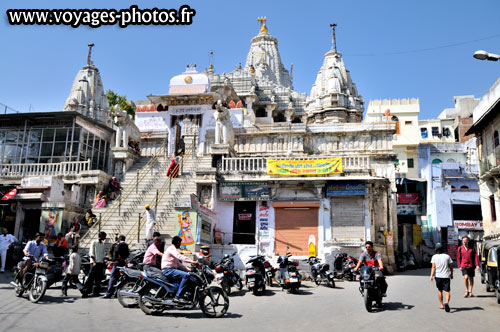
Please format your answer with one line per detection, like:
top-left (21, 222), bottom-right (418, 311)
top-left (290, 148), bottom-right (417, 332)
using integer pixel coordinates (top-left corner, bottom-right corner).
top-left (12, 256), bottom-right (65, 303)
top-left (263, 258), bottom-right (276, 287)
top-left (137, 263), bottom-right (229, 318)
top-left (245, 255), bottom-right (267, 295)
top-left (358, 266), bottom-right (383, 312)
top-left (308, 256), bottom-right (335, 288)
top-left (333, 253), bottom-right (358, 281)
top-left (215, 252), bottom-right (243, 295)
top-left (277, 253), bottom-right (302, 294)
top-left (116, 266), bottom-right (146, 308)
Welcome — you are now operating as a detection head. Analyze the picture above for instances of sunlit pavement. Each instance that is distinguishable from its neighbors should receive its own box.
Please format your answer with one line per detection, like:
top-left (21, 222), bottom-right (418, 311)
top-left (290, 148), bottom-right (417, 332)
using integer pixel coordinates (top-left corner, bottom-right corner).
top-left (0, 268), bottom-right (499, 332)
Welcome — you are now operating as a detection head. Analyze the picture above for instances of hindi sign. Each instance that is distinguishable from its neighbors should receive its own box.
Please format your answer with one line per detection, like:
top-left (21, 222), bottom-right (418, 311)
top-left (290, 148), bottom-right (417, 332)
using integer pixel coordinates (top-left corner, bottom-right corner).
top-left (267, 158), bottom-right (342, 176)
top-left (326, 182), bottom-right (366, 196)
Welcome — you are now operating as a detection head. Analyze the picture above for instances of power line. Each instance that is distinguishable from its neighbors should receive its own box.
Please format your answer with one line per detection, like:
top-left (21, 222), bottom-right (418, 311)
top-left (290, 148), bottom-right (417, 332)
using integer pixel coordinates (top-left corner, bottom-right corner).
top-left (344, 32), bottom-right (500, 57)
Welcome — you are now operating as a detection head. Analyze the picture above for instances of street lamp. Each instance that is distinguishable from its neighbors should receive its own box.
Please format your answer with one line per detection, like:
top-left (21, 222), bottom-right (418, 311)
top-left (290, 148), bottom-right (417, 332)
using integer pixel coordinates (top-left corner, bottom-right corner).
top-left (473, 50), bottom-right (500, 61)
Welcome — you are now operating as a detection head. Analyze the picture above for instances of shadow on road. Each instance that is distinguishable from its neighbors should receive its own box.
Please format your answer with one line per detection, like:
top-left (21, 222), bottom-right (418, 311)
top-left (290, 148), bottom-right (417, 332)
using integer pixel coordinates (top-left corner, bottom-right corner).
top-left (475, 294), bottom-right (494, 298)
top-left (38, 295), bottom-right (78, 304)
top-left (166, 311), bottom-right (243, 319)
top-left (380, 302), bottom-right (415, 311)
top-left (451, 306), bottom-right (484, 313)
top-left (227, 289), bottom-right (247, 297)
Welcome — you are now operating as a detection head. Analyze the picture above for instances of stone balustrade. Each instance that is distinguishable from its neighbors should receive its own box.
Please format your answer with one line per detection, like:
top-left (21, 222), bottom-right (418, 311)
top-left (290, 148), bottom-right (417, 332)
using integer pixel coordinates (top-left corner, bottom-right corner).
top-left (0, 160), bottom-right (91, 178)
top-left (219, 155), bottom-right (370, 174)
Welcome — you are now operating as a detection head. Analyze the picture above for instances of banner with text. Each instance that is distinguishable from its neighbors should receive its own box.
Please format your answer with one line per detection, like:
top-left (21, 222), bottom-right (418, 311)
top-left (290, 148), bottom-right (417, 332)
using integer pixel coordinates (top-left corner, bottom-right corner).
top-left (267, 158), bottom-right (342, 176)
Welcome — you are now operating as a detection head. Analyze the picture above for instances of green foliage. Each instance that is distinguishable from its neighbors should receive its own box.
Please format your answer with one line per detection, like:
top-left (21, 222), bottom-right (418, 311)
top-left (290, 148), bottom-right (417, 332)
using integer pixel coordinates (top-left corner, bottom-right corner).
top-left (106, 90), bottom-right (135, 119)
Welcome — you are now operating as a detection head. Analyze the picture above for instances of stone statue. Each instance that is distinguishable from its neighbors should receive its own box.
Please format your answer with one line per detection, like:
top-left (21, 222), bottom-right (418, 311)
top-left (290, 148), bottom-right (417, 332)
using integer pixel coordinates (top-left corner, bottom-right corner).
top-left (113, 105), bottom-right (130, 148)
top-left (214, 100), bottom-right (233, 145)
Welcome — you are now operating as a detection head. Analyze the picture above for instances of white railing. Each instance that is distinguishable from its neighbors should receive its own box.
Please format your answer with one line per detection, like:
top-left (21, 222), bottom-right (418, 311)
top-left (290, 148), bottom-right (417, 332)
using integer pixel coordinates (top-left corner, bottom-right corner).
top-left (0, 160), bottom-right (91, 178)
top-left (219, 156), bottom-right (371, 173)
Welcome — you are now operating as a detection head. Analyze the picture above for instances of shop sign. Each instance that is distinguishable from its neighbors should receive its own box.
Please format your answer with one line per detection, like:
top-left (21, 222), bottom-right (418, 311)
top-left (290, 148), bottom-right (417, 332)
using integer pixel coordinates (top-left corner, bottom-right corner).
top-left (454, 220), bottom-right (483, 230)
top-left (386, 235), bottom-right (393, 246)
top-left (1, 188), bottom-right (17, 200)
top-left (168, 105), bottom-right (211, 115)
top-left (412, 225), bottom-right (422, 246)
top-left (447, 226), bottom-right (459, 244)
top-left (257, 205), bottom-right (270, 238)
top-left (267, 158), bottom-right (342, 176)
top-left (398, 193), bottom-right (419, 204)
top-left (238, 213), bottom-right (252, 221)
top-left (326, 182), bottom-right (365, 196)
top-left (219, 182), bottom-right (269, 201)
top-left (21, 176), bottom-right (52, 188)
top-left (397, 204), bottom-right (420, 215)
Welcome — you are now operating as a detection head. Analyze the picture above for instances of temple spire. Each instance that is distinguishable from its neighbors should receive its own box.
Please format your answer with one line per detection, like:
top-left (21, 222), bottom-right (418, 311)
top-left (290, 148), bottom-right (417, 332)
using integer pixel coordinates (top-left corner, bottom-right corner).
top-left (330, 23), bottom-right (337, 52)
top-left (87, 43), bottom-right (95, 65)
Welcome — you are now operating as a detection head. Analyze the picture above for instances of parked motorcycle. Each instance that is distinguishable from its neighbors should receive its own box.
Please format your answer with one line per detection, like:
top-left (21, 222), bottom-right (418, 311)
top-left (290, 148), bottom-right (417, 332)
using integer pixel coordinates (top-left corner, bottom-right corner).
top-left (308, 256), bottom-right (335, 288)
top-left (137, 263), bottom-right (229, 317)
top-left (277, 253), bottom-right (302, 294)
top-left (215, 252), bottom-right (243, 295)
top-left (333, 253), bottom-right (358, 281)
top-left (245, 255), bottom-right (267, 295)
top-left (358, 266), bottom-right (383, 312)
top-left (263, 258), bottom-right (276, 287)
top-left (12, 256), bottom-right (65, 303)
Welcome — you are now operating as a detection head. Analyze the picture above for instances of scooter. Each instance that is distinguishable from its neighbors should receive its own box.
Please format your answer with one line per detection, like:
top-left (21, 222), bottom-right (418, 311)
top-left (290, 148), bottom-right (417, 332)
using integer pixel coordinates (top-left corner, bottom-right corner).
top-left (308, 256), bottom-right (335, 288)
top-left (245, 255), bottom-right (267, 295)
top-left (277, 253), bottom-right (302, 294)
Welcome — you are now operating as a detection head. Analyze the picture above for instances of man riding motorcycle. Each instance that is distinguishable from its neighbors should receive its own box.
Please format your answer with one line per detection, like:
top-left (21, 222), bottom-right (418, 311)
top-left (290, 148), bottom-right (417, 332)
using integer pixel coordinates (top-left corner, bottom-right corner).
top-left (161, 236), bottom-right (199, 304)
top-left (354, 241), bottom-right (388, 297)
top-left (18, 232), bottom-right (50, 280)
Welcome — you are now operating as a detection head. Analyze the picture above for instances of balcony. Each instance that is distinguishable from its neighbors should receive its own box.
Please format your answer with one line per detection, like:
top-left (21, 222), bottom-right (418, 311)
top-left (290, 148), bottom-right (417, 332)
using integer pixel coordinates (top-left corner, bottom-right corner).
top-left (218, 156), bottom-right (371, 174)
top-left (0, 160), bottom-right (91, 178)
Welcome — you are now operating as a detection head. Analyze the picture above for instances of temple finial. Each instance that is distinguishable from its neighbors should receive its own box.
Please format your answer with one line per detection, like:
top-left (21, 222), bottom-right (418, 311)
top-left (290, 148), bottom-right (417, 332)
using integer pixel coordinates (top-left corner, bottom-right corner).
top-left (87, 43), bottom-right (95, 66)
top-left (257, 16), bottom-right (268, 34)
top-left (330, 23), bottom-right (337, 52)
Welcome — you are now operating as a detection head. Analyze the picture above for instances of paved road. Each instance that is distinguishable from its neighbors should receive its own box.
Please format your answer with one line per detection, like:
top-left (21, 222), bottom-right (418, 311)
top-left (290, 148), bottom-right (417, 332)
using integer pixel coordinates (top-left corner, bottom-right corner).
top-left (0, 268), bottom-right (499, 332)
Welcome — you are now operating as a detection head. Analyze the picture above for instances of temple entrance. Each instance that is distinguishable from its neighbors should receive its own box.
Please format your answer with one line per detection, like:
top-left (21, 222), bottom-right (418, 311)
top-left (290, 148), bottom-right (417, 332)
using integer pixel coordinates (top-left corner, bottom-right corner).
top-left (170, 114), bottom-right (203, 155)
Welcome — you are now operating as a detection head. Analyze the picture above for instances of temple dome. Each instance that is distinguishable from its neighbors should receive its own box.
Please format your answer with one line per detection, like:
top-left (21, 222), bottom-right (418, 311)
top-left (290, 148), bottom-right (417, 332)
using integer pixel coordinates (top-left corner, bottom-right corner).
top-left (169, 64), bottom-right (210, 94)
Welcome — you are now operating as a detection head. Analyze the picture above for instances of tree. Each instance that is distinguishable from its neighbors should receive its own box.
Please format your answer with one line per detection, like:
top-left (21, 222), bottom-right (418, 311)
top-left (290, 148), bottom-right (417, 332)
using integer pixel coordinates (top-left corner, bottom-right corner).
top-left (106, 90), bottom-right (135, 119)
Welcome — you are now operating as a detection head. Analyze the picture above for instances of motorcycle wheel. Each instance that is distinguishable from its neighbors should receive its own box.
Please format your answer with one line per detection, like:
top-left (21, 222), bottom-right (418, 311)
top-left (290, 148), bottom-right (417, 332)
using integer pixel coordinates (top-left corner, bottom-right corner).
top-left (314, 278), bottom-right (321, 286)
top-left (29, 276), bottom-right (47, 303)
top-left (350, 274), bottom-right (356, 282)
top-left (199, 286), bottom-right (229, 318)
top-left (14, 279), bottom-right (24, 297)
top-left (364, 289), bottom-right (372, 312)
top-left (252, 283), bottom-right (265, 295)
top-left (221, 280), bottom-right (231, 295)
top-left (236, 279), bottom-right (243, 291)
top-left (329, 278), bottom-right (335, 288)
top-left (486, 283), bottom-right (492, 292)
top-left (117, 280), bottom-right (139, 308)
top-left (138, 284), bottom-right (164, 315)
top-left (266, 275), bottom-right (273, 287)
top-left (497, 289), bottom-right (500, 305)
top-left (290, 285), bottom-right (297, 294)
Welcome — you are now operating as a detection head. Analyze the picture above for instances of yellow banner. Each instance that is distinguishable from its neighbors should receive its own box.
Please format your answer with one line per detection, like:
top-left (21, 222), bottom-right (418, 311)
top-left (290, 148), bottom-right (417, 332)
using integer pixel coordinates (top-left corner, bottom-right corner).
top-left (266, 158), bottom-right (343, 176)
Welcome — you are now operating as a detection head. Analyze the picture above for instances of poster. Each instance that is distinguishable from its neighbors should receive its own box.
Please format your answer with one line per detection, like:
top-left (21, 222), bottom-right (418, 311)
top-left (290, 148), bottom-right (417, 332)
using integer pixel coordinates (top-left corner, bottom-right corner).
top-left (174, 210), bottom-right (198, 252)
top-left (39, 209), bottom-right (63, 245)
top-left (257, 205), bottom-right (270, 238)
top-left (267, 158), bottom-right (342, 176)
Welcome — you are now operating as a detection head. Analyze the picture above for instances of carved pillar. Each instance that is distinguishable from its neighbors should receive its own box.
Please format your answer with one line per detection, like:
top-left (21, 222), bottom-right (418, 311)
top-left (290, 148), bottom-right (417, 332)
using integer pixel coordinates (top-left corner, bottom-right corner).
top-left (116, 128), bottom-right (122, 147)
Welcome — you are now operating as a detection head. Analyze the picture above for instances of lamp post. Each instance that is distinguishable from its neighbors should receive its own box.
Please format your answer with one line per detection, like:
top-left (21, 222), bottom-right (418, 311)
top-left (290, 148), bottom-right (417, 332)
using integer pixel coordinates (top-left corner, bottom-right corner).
top-left (473, 50), bottom-right (500, 61)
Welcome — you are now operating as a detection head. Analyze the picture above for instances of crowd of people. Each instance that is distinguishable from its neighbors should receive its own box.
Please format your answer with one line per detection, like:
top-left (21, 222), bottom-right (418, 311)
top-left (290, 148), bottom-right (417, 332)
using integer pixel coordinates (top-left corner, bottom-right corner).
top-left (94, 177), bottom-right (122, 209)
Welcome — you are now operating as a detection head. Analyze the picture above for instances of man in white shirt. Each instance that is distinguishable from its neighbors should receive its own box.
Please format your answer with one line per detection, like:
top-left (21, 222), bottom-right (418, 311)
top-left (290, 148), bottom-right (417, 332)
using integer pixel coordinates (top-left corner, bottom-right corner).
top-left (0, 228), bottom-right (17, 272)
top-left (144, 204), bottom-right (156, 241)
top-left (430, 243), bottom-right (454, 312)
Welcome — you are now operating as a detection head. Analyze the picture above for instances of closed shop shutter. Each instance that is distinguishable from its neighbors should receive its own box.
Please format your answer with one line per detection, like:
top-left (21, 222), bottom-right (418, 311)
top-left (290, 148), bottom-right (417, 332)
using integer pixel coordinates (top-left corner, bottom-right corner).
top-left (274, 202), bottom-right (319, 255)
top-left (331, 197), bottom-right (365, 243)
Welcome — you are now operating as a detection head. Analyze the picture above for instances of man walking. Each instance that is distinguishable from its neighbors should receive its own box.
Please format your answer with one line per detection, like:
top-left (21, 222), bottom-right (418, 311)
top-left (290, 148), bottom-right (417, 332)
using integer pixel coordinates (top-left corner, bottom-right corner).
top-left (430, 243), bottom-right (453, 312)
top-left (83, 231), bottom-right (107, 297)
top-left (457, 236), bottom-right (480, 297)
top-left (144, 205), bottom-right (156, 242)
top-left (102, 235), bottom-right (129, 298)
top-left (0, 228), bottom-right (17, 273)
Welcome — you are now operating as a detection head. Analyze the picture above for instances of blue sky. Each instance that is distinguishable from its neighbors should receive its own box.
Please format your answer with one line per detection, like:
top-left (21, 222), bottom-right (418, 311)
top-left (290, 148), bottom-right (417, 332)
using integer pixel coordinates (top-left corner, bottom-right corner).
top-left (1, 0), bottom-right (500, 119)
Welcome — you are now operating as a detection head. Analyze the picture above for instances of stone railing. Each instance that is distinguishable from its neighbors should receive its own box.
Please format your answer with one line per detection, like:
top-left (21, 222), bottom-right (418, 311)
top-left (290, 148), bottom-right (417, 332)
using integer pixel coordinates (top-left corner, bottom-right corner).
top-left (219, 156), bottom-right (371, 174)
top-left (0, 160), bottom-right (91, 178)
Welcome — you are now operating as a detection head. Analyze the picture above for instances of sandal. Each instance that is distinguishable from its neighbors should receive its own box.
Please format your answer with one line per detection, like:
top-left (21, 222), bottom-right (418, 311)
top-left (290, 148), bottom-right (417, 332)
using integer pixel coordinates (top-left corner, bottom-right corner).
top-left (469, 293), bottom-right (474, 297)
top-left (464, 292), bottom-right (469, 298)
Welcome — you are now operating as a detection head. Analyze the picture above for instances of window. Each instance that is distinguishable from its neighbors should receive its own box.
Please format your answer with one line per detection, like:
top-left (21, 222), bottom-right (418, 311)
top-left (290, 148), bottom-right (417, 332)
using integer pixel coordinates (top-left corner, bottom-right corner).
top-left (420, 128), bottom-right (428, 138)
top-left (392, 116), bottom-right (400, 135)
top-left (432, 127), bottom-right (440, 137)
top-left (407, 158), bottom-right (414, 168)
top-left (405, 121), bottom-right (412, 125)
top-left (432, 159), bottom-right (442, 164)
top-left (460, 186), bottom-right (469, 189)
top-left (490, 195), bottom-right (497, 222)
top-left (494, 130), bottom-right (499, 148)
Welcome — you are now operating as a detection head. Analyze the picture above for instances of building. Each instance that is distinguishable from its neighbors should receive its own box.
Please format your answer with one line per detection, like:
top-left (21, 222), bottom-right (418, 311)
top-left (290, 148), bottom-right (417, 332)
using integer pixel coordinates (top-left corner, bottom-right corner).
top-left (0, 48), bottom-right (139, 242)
top-left (466, 77), bottom-right (500, 240)
top-left (131, 20), bottom-right (398, 265)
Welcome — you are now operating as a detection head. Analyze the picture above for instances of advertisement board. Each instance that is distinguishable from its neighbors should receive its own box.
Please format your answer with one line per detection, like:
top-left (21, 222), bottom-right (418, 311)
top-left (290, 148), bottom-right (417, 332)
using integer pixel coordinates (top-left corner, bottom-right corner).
top-left (267, 158), bottom-right (342, 176)
top-left (39, 209), bottom-right (63, 245)
top-left (326, 182), bottom-right (366, 196)
top-left (219, 182), bottom-right (269, 201)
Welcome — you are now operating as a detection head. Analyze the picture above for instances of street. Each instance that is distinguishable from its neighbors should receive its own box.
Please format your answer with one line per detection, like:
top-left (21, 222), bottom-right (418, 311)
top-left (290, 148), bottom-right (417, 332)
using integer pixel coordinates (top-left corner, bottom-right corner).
top-left (0, 268), bottom-right (499, 332)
